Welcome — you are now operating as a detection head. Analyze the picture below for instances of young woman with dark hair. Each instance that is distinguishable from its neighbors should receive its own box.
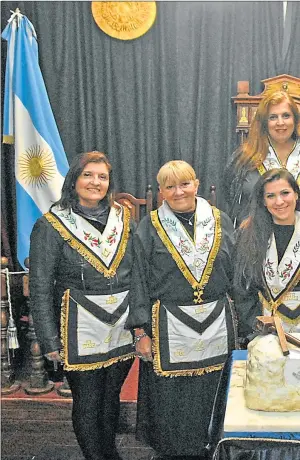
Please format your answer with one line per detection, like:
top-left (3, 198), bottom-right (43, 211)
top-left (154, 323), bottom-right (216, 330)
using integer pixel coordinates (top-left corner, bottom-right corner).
top-left (234, 168), bottom-right (300, 340)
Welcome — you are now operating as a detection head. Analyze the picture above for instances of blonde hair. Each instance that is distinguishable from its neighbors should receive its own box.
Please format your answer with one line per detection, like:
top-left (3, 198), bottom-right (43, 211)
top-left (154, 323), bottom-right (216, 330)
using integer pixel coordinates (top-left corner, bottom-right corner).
top-left (237, 90), bottom-right (300, 169)
top-left (157, 160), bottom-right (197, 187)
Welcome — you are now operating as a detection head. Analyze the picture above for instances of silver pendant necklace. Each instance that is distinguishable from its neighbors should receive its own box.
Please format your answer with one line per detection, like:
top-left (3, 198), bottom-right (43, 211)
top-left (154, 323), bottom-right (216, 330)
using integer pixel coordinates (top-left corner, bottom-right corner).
top-left (177, 212), bottom-right (195, 226)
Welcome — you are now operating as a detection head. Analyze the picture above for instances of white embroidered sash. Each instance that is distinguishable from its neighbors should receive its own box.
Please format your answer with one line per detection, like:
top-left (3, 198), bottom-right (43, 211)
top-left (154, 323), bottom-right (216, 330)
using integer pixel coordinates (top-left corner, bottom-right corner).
top-left (157, 197), bottom-right (216, 283)
top-left (261, 212), bottom-right (300, 330)
top-left (261, 140), bottom-right (300, 184)
top-left (264, 212), bottom-right (300, 299)
top-left (50, 204), bottom-right (124, 267)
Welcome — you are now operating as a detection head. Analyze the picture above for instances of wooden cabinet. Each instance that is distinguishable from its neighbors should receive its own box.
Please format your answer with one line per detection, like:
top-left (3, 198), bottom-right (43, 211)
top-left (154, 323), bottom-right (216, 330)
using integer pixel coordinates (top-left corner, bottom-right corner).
top-left (232, 74), bottom-right (300, 144)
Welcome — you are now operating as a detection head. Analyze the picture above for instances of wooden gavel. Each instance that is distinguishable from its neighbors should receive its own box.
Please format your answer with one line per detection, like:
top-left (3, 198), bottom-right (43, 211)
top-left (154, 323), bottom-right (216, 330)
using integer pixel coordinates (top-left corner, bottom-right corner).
top-left (255, 316), bottom-right (300, 356)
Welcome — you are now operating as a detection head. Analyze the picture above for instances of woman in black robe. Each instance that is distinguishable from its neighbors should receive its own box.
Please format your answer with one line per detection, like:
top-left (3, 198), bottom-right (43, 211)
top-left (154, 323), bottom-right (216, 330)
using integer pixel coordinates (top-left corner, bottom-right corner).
top-left (29, 151), bottom-right (135, 460)
top-left (234, 168), bottom-right (300, 342)
top-left (126, 160), bottom-right (237, 459)
top-left (224, 90), bottom-right (300, 228)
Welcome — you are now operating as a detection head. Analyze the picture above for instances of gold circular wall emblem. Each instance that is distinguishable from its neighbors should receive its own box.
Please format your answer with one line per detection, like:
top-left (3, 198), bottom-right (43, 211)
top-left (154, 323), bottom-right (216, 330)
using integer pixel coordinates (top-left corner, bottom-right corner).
top-left (91, 2), bottom-right (157, 40)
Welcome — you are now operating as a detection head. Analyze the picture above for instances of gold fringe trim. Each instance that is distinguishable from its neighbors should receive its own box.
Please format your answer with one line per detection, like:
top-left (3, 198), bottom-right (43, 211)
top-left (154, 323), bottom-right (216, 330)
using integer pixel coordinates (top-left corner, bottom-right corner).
top-left (152, 299), bottom-right (163, 374)
top-left (63, 353), bottom-right (135, 372)
top-left (44, 206), bottom-right (131, 278)
top-left (3, 134), bottom-right (14, 144)
top-left (151, 300), bottom-right (224, 377)
top-left (60, 289), bottom-right (70, 362)
top-left (60, 288), bottom-right (134, 371)
top-left (150, 207), bottom-right (222, 294)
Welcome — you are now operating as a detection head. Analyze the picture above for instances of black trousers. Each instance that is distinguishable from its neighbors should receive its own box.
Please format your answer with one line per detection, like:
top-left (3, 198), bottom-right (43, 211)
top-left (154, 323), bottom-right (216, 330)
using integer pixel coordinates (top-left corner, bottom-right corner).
top-left (65, 359), bottom-right (132, 460)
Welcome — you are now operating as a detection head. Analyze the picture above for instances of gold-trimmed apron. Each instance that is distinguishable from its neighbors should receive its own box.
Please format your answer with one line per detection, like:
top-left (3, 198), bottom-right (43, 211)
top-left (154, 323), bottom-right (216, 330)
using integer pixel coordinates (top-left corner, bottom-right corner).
top-left (151, 298), bottom-right (236, 377)
top-left (61, 289), bottom-right (134, 371)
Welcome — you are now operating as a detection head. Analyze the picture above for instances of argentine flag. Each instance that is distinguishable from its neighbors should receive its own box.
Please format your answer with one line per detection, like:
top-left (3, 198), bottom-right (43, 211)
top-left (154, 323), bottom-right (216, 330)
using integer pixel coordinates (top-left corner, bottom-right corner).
top-left (2, 10), bottom-right (69, 268)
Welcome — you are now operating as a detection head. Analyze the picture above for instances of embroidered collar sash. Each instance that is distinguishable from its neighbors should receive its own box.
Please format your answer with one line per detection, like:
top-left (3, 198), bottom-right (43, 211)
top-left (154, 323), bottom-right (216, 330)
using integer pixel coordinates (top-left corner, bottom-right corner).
top-left (45, 203), bottom-right (130, 278)
top-left (260, 211), bottom-right (300, 320)
top-left (258, 140), bottom-right (300, 185)
top-left (151, 197), bottom-right (222, 304)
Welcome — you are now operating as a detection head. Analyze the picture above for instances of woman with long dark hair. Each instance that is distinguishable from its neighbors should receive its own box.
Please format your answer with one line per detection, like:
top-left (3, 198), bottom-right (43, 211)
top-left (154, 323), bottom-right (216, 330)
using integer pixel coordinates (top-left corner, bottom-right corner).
top-left (224, 91), bottom-right (300, 227)
top-left (29, 151), bottom-right (135, 460)
top-left (234, 168), bottom-right (300, 340)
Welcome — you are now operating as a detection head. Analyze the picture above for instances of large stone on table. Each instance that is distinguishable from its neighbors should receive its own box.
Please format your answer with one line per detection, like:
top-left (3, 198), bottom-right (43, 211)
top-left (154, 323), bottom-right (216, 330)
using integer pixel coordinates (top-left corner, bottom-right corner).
top-left (245, 334), bottom-right (300, 411)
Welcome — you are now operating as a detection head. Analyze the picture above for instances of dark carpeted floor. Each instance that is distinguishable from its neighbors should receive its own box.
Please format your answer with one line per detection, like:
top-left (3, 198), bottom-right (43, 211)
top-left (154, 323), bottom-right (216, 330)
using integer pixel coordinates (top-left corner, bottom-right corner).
top-left (1, 399), bottom-right (155, 460)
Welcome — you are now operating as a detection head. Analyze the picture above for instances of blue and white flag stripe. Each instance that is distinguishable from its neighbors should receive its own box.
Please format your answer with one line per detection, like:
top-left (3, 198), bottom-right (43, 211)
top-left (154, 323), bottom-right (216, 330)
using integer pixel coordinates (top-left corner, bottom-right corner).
top-left (15, 96), bottom-right (65, 210)
top-left (2, 11), bottom-right (69, 267)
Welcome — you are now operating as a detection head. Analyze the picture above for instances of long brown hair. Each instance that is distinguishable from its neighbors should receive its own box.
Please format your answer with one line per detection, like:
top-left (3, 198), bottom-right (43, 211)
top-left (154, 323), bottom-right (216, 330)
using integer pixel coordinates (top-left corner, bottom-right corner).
top-left (236, 91), bottom-right (300, 170)
top-left (234, 168), bottom-right (300, 293)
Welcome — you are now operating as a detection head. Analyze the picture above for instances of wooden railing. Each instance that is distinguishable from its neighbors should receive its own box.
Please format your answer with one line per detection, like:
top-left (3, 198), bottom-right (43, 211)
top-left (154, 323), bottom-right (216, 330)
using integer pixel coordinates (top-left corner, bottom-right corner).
top-left (1, 257), bottom-right (68, 397)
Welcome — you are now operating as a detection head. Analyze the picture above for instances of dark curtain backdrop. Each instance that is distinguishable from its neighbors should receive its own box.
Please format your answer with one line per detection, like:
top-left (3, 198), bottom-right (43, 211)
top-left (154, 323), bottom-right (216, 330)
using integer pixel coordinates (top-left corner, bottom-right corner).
top-left (1, 1), bottom-right (300, 269)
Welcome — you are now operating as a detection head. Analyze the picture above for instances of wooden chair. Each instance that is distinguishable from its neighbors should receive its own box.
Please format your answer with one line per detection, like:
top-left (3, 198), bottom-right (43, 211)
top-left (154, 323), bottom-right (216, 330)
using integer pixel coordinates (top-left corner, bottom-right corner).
top-left (114, 185), bottom-right (153, 223)
top-left (209, 185), bottom-right (217, 206)
top-left (156, 184), bottom-right (217, 208)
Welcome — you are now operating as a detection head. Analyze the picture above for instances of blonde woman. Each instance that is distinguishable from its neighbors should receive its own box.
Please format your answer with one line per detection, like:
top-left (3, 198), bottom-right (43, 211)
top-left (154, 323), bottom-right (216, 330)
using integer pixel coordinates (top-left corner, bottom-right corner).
top-left (126, 160), bottom-right (237, 459)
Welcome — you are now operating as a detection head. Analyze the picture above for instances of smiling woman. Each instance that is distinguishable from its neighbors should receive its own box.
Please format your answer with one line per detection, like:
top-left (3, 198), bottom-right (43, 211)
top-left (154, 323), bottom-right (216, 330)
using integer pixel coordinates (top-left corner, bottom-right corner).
top-left (75, 162), bottom-right (110, 207)
top-left (264, 177), bottom-right (299, 225)
top-left (29, 151), bottom-right (137, 460)
top-left (224, 91), bottom-right (300, 227)
top-left (126, 160), bottom-right (237, 458)
top-left (267, 101), bottom-right (296, 157)
top-left (157, 160), bottom-right (200, 213)
top-left (234, 168), bottom-right (300, 341)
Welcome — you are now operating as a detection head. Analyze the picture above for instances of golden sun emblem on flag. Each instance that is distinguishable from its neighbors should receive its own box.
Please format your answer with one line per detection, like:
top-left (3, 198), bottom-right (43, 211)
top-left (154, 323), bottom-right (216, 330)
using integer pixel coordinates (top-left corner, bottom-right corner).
top-left (18, 145), bottom-right (56, 187)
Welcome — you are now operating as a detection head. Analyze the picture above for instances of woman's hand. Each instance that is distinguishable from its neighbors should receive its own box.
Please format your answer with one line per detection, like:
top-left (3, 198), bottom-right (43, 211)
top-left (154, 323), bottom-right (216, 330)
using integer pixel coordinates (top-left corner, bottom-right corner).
top-left (45, 351), bottom-right (62, 362)
top-left (135, 335), bottom-right (153, 362)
